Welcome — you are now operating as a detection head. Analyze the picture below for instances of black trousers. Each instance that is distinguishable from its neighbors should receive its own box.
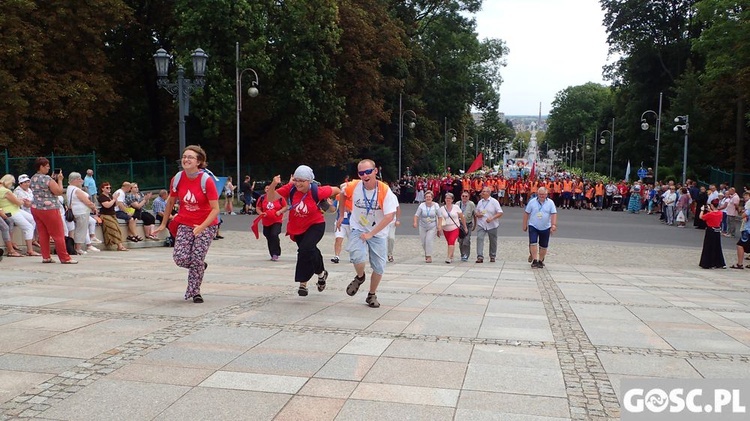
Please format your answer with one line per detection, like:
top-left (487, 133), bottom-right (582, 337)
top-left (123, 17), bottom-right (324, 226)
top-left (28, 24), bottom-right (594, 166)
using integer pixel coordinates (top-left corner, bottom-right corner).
top-left (263, 223), bottom-right (282, 257)
top-left (293, 222), bottom-right (325, 282)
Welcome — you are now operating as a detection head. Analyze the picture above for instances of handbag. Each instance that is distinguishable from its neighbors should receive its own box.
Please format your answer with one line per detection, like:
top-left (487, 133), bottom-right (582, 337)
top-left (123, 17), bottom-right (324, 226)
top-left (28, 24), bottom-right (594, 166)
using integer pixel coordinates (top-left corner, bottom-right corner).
top-left (65, 189), bottom-right (75, 222)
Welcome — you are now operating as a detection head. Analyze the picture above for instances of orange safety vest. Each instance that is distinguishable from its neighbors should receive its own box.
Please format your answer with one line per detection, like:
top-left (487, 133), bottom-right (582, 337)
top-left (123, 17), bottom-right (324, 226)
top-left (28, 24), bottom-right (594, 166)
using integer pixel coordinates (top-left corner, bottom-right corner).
top-left (497, 179), bottom-right (507, 191)
top-left (595, 183), bottom-right (604, 196)
top-left (344, 180), bottom-right (389, 211)
top-left (563, 180), bottom-right (573, 192)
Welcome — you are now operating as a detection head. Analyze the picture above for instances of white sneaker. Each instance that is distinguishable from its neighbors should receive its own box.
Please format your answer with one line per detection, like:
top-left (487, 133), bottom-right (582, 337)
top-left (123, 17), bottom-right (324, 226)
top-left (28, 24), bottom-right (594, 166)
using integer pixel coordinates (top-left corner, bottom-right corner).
top-left (90, 237), bottom-right (103, 244)
top-left (78, 250), bottom-right (88, 255)
top-left (230, 212), bottom-right (237, 215)
top-left (87, 245), bottom-right (100, 252)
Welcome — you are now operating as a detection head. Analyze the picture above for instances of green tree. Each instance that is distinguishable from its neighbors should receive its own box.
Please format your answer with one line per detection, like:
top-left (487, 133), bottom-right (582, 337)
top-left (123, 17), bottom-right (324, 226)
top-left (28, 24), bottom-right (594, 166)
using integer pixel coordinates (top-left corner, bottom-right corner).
top-left (0, 0), bottom-right (130, 156)
top-left (693, 0), bottom-right (750, 186)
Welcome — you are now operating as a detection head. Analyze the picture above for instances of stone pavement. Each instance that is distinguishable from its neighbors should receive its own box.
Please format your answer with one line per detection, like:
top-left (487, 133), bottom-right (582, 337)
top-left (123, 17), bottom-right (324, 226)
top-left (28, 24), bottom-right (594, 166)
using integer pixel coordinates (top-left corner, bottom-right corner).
top-left (1, 230), bottom-right (750, 420)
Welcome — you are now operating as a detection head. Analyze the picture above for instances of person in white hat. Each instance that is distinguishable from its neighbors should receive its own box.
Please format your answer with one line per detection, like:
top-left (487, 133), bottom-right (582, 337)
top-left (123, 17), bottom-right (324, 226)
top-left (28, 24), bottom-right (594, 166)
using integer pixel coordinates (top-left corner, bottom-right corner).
top-left (266, 165), bottom-right (341, 297)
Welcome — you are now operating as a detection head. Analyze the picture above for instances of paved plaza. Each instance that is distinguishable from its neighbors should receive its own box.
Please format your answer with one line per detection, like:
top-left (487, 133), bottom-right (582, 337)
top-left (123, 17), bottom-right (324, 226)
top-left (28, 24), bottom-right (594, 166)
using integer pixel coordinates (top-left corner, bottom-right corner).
top-left (1, 209), bottom-right (750, 420)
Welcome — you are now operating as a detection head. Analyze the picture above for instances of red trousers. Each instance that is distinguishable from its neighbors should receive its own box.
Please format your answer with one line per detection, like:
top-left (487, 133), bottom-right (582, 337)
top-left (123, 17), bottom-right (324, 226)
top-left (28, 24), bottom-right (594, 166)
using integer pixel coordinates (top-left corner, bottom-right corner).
top-left (31, 208), bottom-right (71, 261)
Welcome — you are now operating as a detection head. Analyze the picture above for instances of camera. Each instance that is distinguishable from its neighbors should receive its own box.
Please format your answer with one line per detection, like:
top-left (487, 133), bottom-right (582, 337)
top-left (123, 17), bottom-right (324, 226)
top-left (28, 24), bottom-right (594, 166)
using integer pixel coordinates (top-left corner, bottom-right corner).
top-left (54, 168), bottom-right (62, 175)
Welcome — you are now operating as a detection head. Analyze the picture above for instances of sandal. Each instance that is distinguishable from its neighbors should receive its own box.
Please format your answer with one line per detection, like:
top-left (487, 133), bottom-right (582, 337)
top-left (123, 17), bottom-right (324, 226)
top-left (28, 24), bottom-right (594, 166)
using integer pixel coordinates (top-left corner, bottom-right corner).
top-left (317, 270), bottom-right (328, 292)
top-left (26, 251), bottom-right (41, 257)
top-left (298, 284), bottom-right (309, 296)
top-left (42, 258), bottom-right (54, 263)
top-left (347, 274), bottom-right (366, 296)
top-left (192, 294), bottom-right (204, 303)
top-left (117, 246), bottom-right (129, 251)
top-left (135, 236), bottom-right (144, 242)
top-left (126, 236), bottom-right (137, 242)
top-left (387, 255), bottom-right (394, 262)
top-left (425, 256), bottom-right (432, 263)
top-left (730, 264), bottom-right (744, 269)
top-left (8, 251), bottom-right (24, 257)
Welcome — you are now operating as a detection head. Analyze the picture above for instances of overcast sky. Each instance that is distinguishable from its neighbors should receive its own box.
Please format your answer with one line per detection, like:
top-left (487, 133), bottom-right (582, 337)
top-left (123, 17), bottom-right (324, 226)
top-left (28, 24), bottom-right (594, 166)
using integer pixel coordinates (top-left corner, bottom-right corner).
top-left (473, 0), bottom-right (612, 116)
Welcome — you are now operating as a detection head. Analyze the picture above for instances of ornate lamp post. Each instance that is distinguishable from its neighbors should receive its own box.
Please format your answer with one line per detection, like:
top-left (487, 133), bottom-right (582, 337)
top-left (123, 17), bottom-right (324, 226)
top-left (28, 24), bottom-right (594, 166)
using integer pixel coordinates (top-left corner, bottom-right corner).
top-left (154, 48), bottom-right (209, 155)
top-left (235, 43), bottom-right (259, 198)
top-left (463, 135), bottom-right (474, 171)
top-left (674, 115), bottom-right (689, 184)
top-left (398, 93), bottom-right (417, 178)
top-left (640, 92), bottom-right (663, 182)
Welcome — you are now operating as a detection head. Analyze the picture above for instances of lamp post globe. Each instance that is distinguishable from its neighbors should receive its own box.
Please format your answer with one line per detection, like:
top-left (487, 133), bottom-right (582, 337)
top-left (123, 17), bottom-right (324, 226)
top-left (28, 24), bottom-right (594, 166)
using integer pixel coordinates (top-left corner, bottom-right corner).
top-left (247, 86), bottom-right (259, 97)
top-left (641, 121), bottom-right (649, 131)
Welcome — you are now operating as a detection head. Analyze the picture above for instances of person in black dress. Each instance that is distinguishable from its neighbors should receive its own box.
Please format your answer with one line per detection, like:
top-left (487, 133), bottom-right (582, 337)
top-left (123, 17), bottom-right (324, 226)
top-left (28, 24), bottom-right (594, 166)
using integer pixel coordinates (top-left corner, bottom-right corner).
top-left (699, 201), bottom-right (726, 269)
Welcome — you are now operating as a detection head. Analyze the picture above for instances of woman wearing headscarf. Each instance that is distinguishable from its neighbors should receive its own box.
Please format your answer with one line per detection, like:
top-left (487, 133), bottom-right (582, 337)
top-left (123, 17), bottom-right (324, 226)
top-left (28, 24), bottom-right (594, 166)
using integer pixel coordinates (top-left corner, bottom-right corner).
top-left (28, 158), bottom-right (76, 263)
top-left (266, 165), bottom-right (341, 296)
top-left (699, 200), bottom-right (726, 269)
top-left (154, 145), bottom-right (220, 304)
top-left (97, 182), bottom-right (129, 252)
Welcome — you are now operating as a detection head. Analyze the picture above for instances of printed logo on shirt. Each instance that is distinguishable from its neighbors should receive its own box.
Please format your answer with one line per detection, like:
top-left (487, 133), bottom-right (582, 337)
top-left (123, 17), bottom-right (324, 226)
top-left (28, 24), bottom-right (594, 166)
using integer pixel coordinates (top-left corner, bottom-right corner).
top-left (182, 189), bottom-right (199, 212)
top-left (294, 201), bottom-right (309, 216)
top-left (354, 198), bottom-right (382, 211)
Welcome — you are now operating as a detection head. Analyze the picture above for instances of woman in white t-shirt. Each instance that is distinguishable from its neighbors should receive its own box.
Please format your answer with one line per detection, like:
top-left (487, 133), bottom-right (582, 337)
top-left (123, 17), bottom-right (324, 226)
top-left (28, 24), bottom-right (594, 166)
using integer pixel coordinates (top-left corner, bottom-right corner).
top-left (67, 172), bottom-right (98, 254)
top-left (437, 192), bottom-right (467, 264)
top-left (413, 190), bottom-right (440, 263)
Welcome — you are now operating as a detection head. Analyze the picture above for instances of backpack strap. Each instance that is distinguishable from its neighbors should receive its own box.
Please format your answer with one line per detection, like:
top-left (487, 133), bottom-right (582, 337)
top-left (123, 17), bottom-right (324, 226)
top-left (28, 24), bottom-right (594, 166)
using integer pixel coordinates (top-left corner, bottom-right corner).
top-left (171, 170), bottom-right (210, 195)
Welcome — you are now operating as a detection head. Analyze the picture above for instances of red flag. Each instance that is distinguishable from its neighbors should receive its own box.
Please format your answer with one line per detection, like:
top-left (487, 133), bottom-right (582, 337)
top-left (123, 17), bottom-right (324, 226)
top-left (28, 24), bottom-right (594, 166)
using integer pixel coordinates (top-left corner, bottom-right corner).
top-left (466, 152), bottom-right (484, 173)
top-left (251, 216), bottom-right (262, 239)
top-left (529, 161), bottom-right (537, 181)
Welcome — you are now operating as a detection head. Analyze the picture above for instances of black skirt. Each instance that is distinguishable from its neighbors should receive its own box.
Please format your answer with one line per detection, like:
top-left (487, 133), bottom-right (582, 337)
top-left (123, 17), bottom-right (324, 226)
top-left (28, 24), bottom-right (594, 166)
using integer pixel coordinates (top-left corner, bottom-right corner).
top-left (699, 227), bottom-right (725, 269)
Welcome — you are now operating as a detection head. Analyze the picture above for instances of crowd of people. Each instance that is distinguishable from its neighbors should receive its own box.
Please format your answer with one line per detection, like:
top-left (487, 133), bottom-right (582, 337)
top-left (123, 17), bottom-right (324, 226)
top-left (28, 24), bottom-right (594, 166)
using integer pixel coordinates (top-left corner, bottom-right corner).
top-left (4, 155), bottom-right (748, 307)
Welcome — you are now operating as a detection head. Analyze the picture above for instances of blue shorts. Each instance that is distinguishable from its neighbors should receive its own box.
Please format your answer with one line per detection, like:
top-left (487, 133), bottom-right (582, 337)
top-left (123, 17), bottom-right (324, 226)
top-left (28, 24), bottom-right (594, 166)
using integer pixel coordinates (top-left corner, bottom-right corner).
top-left (347, 229), bottom-right (387, 275)
top-left (562, 192), bottom-right (572, 200)
top-left (528, 225), bottom-right (551, 248)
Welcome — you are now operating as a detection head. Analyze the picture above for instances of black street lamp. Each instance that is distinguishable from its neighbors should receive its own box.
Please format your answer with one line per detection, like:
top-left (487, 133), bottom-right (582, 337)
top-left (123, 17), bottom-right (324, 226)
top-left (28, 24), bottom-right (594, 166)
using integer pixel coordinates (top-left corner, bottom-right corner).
top-left (640, 92), bottom-right (663, 183)
top-left (154, 47), bottom-right (209, 155)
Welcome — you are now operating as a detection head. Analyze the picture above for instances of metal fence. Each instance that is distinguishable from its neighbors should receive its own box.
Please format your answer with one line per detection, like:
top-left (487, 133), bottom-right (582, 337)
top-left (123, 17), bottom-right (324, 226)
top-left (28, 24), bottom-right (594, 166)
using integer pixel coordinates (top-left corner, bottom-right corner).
top-left (1, 150), bottom-right (349, 190)
top-left (708, 166), bottom-right (750, 188)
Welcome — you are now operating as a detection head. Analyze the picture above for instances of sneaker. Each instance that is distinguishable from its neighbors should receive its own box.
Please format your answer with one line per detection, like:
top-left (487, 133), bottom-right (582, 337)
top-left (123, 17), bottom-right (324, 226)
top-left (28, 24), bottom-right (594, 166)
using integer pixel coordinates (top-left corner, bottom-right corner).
top-left (87, 245), bottom-right (100, 252)
top-left (531, 260), bottom-right (540, 269)
top-left (77, 250), bottom-right (88, 255)
top-left (317, 270), bottom-right (328, 292)
top-left (538, 260), bottom-right (545, 268)
top-left (490, 257), bottom-right (496, 263)
top-left (460, 257), bottom-right (468, 262)
top-left (230, 212), bottom-right (237, 215)
top-left (347, 274), bottom-right (366, 296)
top-left (90, 237), bottom-right (103, 244)
top-left (331, 256), bottom-right (340, 264)
top-left (271, 255), bottom-right (279, 261)
top-left (366, 293), bottom-right (380, 308)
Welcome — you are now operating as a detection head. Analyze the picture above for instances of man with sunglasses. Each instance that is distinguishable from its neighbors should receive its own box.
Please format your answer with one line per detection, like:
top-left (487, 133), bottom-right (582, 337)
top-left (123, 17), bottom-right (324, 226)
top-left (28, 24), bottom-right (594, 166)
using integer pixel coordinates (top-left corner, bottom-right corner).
top-left (342, 159), bottom-right (399, 308)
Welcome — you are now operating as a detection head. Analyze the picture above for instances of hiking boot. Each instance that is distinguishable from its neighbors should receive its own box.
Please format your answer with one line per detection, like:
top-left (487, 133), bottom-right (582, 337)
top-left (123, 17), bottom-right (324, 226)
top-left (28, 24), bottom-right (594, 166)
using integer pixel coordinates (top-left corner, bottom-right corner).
top-left (347, 274), bottom-right (366, 296)
top-left (366, 293), bottom-right (380, 308)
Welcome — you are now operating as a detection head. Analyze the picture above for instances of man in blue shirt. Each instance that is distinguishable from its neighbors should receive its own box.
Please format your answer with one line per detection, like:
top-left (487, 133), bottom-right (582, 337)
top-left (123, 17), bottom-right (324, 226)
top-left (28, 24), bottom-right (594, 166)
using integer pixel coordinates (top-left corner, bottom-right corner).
top-left (522, 187), bottom-right (558, 268)
top-left (83, 169), bottom-right (97, 200)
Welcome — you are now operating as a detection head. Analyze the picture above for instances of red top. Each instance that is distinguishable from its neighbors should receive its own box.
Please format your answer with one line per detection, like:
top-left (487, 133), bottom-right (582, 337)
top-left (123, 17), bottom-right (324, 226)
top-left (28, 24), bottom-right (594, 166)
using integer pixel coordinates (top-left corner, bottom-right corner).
top-left (276, 182), bottom-right (332, 236)
top-left (170, 174), bottom-right (219, 227)
top-left (702, 210), bottom-right (723, 228)
top-left (257, 194), bottom-right (287, 227)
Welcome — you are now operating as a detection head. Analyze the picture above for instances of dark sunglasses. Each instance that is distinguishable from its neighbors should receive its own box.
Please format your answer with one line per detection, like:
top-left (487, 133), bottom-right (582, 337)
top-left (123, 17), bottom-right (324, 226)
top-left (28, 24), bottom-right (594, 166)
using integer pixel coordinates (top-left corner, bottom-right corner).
top-left (358, 168), bottom-right (375, 176)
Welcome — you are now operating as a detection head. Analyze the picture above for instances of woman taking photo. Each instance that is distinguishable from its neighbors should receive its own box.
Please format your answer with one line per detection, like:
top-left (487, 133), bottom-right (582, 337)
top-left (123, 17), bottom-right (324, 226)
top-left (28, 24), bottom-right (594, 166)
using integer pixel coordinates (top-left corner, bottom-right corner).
top-left (154, 145), bottom-right (220, 304)
top-left (28, 158), bottom-right (76, 263)
top-left (413, 190), bottom-right (439, 263)
top-left (437, 192), bottom-right (467, 264)
top-left (97, 182), bottom-right (129, 252)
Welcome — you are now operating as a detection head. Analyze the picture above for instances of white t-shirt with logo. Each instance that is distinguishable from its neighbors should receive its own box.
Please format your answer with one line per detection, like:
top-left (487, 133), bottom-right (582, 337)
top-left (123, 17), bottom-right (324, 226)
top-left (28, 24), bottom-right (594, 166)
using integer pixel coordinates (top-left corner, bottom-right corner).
top-left (348, 182), bottom-right (399, 238)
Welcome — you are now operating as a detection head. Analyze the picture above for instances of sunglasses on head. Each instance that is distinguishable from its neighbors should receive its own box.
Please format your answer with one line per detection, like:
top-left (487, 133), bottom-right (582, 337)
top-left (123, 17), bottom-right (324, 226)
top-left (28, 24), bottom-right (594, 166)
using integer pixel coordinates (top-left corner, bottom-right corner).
top-left (358, 168), bottom-right (375, 176)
